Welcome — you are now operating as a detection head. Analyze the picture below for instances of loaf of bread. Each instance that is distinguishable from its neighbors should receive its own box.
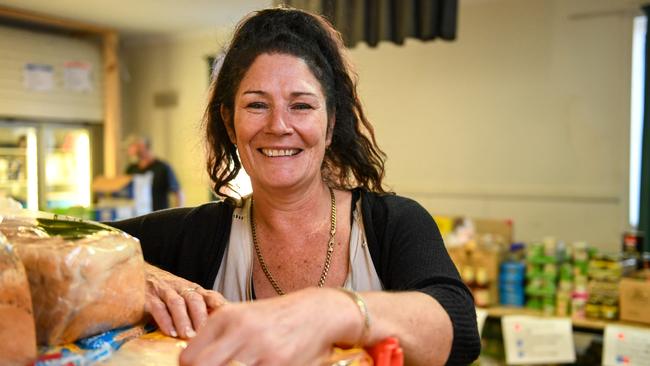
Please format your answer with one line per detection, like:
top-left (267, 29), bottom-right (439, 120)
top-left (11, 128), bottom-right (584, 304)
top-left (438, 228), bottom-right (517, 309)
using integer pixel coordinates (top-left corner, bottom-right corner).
top-left (0, 237), bottom-right (37, 365)
top-left (0, 215), bottom-right (145, 346)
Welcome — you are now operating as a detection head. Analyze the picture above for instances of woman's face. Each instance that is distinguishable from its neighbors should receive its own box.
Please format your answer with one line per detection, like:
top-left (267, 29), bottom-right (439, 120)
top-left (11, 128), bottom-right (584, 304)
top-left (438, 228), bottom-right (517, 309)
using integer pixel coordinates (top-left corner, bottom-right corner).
top-left (226, 53), bottom-right (331, 192)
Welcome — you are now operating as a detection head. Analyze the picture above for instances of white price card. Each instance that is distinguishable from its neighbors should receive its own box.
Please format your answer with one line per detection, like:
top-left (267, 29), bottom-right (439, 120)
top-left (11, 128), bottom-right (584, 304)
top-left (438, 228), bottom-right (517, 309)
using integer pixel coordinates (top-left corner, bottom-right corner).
top-left (476, 308), bottom-right (488, 336)
top-left (501, 315), bottom-right (576, 365)
top-left (602, 324), bottom-right (650, 366)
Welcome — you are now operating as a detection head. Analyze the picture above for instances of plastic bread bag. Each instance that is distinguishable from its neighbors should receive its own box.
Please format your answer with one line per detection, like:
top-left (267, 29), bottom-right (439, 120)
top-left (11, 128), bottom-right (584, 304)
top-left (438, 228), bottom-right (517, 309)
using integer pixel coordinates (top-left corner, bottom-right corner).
top-left (324, 347), bottom-right (373, 366)
top-left (101, 328), bottom-right (188, 366)
top-left (0, 202), bottom-right (145, 346)
top-left (35, 323), bottom-right (155, 366)
top-left (0, 233), bottom-right (38, 366)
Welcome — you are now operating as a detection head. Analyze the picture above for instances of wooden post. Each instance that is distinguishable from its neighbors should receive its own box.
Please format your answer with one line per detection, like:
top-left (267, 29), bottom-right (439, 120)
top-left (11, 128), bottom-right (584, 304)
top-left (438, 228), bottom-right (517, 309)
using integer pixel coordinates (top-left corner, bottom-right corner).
top-left (103, 31), bottom-right (120, 177)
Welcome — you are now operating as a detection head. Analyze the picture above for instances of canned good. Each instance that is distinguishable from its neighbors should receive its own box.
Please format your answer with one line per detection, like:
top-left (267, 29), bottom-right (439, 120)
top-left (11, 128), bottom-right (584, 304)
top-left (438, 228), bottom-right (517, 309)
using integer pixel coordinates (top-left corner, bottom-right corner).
top-left (585, 302), bottom-right (600, 319)
top-left (601, 304), bottom-right (618, 320)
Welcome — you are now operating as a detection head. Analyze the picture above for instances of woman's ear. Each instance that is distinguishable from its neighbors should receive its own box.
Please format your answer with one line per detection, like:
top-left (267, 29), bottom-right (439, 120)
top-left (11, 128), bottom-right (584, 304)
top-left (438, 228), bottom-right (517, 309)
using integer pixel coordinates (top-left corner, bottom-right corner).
top-left (326, 116), bottom-right (335, 146)
top-left (221, 104), bottom-right (237, 144)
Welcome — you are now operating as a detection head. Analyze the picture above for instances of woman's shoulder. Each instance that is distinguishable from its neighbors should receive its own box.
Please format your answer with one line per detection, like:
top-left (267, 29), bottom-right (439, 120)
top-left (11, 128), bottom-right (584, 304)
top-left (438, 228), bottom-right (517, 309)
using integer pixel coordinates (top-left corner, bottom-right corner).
top-left (182, 199), bottom-right (236, 223)
top-left (353, 189), bottom-right (434, 238)
top-left (128, 199), bottom-right (235, 228)
top-left (356, 188), bottom-right (428, 217)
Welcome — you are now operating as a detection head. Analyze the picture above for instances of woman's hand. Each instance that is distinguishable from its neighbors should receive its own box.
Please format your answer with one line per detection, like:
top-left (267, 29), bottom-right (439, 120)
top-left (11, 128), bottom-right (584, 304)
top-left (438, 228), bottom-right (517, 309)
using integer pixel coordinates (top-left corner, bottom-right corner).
top-left (179, 288), bottom-right (363, 366)
top-left (144, 263), bottom-right (227, 339)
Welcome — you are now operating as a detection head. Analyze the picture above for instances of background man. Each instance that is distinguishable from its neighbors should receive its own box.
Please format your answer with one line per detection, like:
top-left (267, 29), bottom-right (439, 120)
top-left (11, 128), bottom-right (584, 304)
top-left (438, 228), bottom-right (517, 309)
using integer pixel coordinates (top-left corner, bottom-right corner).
top-left (126, 135), bottom-right (184, 210)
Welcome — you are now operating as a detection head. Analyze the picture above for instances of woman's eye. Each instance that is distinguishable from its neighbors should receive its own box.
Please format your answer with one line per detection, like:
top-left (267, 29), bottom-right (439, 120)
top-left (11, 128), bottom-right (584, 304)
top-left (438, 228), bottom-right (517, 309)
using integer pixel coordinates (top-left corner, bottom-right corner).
top-left (246, 102), bottom-right (267, 109)
top-left (291, 103), bottom-right (313, 110)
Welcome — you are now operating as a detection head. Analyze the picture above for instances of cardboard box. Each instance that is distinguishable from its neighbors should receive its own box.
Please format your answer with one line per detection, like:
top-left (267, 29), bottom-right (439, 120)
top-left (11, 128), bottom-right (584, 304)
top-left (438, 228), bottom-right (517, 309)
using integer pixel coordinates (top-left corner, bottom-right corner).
top-left (619, 277), bottom-right (650, 325)
top-left (474, 218), bottom-right (513, 247)
top-left (434, 215), bottom-right (513, 249)
top-left (438, 215), bottom-right (510, 307)
top-left (92, 175), bottom-right (134, 195)
top-left (448, 244), bottom-right (502, 306)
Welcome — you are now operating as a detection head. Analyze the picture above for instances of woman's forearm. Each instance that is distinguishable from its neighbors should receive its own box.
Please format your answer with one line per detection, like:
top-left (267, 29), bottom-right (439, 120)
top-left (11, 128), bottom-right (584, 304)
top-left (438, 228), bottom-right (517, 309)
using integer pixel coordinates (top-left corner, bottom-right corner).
top-left (355, 291), bottom-right (453, 366)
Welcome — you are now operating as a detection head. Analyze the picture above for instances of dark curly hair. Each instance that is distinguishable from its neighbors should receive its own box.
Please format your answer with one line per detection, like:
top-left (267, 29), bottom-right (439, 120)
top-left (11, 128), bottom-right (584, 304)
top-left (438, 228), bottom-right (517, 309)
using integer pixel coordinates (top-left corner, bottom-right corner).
top-left (205, 7), bottom-right (387, 200)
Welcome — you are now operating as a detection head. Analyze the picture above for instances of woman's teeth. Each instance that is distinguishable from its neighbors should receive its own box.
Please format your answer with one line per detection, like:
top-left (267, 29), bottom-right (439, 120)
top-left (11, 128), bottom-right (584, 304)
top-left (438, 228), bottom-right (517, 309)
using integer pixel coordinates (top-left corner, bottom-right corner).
top-left (260, 148), bottom-right (300, 157)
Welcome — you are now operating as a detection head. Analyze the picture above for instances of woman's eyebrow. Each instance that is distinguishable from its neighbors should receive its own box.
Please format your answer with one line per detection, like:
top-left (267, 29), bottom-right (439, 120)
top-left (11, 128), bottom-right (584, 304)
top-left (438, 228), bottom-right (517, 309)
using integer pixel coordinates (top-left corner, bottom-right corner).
top-left (242, 90), bottom-right (266, 96)
top-left (290, 91), bottom-right (318, 98)
top-left (241, 90), bottom-right (318, 98)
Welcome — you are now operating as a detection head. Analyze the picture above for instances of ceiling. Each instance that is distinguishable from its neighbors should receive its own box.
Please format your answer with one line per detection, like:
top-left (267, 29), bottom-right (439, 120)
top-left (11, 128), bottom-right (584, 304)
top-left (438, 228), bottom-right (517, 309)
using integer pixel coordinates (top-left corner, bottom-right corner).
top-left (0, 0), bottom-right (272, 37)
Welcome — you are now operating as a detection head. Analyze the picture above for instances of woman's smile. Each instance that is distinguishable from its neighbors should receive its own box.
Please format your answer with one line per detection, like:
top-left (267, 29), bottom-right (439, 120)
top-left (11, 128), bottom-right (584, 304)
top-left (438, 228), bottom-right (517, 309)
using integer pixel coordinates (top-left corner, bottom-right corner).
top-left (258, 148), bottom-right (302, 157)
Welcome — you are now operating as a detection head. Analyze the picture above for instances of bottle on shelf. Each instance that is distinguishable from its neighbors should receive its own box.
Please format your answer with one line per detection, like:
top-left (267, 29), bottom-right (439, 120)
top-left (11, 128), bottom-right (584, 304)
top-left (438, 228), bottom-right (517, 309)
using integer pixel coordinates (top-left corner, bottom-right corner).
top-left (474, 266), bottom-right (491, 308)
top-left (622, 231), bottom-right (643, 269)
top-left (462, 265), bottom-right (476, 293)
top-left (499, 242), bottom-right (526, 307)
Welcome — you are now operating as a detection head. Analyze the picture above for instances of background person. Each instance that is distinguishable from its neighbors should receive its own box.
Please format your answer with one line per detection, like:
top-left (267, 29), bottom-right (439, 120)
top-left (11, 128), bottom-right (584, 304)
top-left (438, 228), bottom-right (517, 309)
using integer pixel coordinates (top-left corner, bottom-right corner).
top-left (113, 7), bottom-right (480, 366)
top-left (125, 134), bottom-right (185, 210)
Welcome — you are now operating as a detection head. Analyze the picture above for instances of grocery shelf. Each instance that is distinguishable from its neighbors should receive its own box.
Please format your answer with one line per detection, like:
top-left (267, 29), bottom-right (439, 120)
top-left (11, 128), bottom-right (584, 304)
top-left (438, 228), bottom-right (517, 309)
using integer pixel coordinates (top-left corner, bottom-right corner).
top-left (0, 147), bottom-right (26, 156)
top-left (483, 306), bottom-right (650, 331)
top-left (0, 180), bottom-right (27, 187)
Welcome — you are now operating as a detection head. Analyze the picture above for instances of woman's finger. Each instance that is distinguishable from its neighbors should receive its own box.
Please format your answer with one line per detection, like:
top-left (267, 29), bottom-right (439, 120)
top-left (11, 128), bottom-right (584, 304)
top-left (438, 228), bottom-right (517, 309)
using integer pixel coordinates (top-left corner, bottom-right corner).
top-left (160, 288), bottom-right (196, 338)
top-left (180, 321), bottom-right (244, 366)
top-left (184, 290), bottom-right (209, 330)
top-left (181, 341), bottom-right (232, 366)
top-left (202, 290), bottom-right (228, 313)
top-left (145, 293), bottom-right (177, 337)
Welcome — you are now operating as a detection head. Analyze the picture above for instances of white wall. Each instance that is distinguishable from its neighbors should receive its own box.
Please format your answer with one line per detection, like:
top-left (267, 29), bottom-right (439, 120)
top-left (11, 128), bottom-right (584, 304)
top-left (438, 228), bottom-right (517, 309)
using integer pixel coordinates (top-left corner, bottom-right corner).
top-left (0, 25), bottom-right (104, 122)
top-left (347, 0), bottom-right (634, 248)
top-left (122, 0), bottom-right (635, 249)
top-left (122, 31), bottom-right (229, 205)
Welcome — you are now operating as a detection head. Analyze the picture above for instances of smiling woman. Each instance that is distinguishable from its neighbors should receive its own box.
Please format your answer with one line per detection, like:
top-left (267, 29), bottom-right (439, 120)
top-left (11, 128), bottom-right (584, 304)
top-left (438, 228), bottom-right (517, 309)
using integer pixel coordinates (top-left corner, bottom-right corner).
top-left (110, 6), bottom-right (480, 366)
top-left (225, 53), bottom-right (331, 193)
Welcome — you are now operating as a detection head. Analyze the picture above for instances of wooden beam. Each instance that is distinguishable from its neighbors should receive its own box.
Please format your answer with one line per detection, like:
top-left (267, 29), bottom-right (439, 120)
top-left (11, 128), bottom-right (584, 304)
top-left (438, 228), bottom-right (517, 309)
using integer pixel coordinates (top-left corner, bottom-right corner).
top-left (0, 5), bottom-right (112, 35)
top-left (103, 32), bottom-right (121, 177)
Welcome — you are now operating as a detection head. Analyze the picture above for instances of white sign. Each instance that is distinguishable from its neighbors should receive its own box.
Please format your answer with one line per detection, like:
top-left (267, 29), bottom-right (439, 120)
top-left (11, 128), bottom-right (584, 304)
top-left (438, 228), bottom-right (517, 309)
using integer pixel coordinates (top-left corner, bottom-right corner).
top-left (603, 324), bottom-right (650, 366)
top-left (23, 63), bottom-right (54, 91)
top-left (476, 308), bottom-right (488, 336)
top-left (502, 315), bottom-right (576, 365)
top-left (64, 61), bottom-right (93, 92)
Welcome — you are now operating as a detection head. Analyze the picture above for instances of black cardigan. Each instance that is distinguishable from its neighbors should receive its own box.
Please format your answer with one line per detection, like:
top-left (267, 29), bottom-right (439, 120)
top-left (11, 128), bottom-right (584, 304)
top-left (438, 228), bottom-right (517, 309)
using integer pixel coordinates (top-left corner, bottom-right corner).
top-left (110, 189), bottom-right (480, 365)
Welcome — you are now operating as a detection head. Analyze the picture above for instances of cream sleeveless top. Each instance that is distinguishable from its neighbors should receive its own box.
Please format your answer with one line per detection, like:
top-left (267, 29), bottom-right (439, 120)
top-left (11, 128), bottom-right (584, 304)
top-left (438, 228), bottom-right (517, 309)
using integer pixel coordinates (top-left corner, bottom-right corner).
top-left (212, 195), bottom-right (383, 302)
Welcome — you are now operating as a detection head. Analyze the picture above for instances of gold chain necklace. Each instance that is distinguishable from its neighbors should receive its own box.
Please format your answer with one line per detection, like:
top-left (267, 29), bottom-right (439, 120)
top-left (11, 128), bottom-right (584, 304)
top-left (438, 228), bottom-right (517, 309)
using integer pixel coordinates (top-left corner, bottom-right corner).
top-left (250, 186), bottom-right (337, 296)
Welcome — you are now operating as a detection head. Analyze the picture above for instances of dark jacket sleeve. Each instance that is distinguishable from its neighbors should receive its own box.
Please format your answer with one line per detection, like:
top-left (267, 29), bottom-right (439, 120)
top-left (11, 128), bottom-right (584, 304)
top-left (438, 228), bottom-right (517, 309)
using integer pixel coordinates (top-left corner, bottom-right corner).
top-left (164, 162), bottom-right (181, 193)
top-left (108, 202), bottom-right (234, 288)
top-left (362, 192), bottom-right (481, 365)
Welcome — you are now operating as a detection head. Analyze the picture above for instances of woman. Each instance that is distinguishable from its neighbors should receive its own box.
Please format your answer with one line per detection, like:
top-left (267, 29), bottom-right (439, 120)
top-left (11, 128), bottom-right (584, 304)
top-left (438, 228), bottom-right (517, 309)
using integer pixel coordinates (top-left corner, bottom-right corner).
top-left (113, 7), bottom-right (480, 366)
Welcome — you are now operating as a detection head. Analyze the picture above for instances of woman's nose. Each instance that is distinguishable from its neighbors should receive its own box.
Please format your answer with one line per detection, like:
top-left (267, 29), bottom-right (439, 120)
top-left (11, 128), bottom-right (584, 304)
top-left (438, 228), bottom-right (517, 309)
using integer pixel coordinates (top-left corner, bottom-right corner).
top-left (264, 108), bottom-right (293, 135)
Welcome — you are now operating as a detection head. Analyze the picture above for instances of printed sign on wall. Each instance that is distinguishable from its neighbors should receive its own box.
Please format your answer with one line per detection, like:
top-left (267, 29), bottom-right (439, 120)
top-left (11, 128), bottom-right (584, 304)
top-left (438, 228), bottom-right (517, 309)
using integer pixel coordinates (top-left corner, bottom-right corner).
top-left (64, 61), bottom-right (93, 92)
top-left (502, 315), bottom-right (576, 365)
top-left (24, 63), bottom-right (54, 91)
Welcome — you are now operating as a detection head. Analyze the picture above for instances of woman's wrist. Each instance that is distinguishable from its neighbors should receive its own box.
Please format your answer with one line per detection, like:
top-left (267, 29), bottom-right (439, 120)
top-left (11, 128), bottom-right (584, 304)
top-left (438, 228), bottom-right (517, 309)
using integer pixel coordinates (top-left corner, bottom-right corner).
top-left (290, 287), bottom-right (373, 349)
top-left (337, 288), bottom-right (371, 347)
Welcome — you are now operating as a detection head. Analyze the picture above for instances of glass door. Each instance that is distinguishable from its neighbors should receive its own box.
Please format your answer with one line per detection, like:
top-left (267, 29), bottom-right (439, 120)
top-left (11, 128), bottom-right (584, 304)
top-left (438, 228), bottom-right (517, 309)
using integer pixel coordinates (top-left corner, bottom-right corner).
top-left (41, 125), bottom-right (91, 209)
top-left (0, 123), bottom-right (38, 210)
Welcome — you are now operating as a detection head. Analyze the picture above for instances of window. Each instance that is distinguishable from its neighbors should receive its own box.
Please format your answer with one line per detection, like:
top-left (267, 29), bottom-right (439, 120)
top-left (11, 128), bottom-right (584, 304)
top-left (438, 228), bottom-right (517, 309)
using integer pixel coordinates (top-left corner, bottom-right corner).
top-left (630, 15), bottom-right (646, 228)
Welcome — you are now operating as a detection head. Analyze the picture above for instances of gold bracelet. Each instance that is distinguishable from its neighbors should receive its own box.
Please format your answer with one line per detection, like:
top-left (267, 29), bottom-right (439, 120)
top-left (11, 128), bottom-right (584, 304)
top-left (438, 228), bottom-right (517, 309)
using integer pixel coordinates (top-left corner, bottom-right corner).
top-left (338, 288), bottom-right (371, 347)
